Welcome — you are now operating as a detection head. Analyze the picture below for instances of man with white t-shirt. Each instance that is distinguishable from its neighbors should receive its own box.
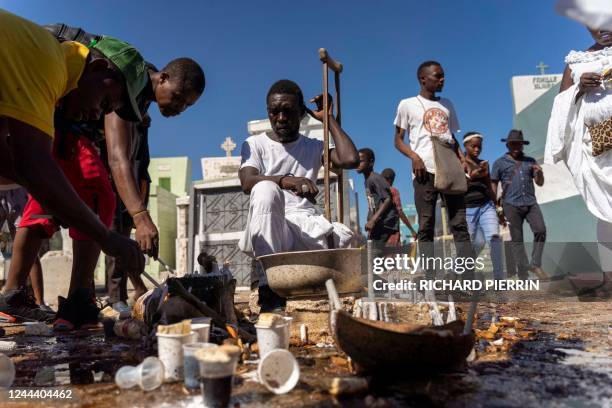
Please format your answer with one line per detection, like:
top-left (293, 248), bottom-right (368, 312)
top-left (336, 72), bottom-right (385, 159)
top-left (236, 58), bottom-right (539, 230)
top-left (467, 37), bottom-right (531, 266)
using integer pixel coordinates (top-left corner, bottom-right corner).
top-left (393, 61), bottom-right (475, 278)
top-left (239, 80), bottom-right (359, 311)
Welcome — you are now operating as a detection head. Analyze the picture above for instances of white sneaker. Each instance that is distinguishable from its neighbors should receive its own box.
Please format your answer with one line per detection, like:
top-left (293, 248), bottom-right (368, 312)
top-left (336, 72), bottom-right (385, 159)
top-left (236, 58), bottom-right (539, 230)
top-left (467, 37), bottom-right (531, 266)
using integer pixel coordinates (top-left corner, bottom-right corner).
top-left (112, 301), bottom-right (131, 320)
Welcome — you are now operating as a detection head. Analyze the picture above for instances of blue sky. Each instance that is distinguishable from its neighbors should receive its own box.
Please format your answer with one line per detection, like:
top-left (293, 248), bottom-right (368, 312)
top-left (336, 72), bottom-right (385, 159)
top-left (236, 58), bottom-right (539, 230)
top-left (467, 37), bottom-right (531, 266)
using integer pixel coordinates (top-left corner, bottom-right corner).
top-left (1, 0), bottom-right (594, 228)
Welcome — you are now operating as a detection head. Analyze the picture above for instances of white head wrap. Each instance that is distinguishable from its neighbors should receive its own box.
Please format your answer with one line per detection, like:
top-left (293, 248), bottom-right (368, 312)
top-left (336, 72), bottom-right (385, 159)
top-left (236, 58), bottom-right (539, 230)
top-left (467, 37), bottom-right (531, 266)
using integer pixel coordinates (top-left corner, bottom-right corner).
top-left (463, 133), bottom-right (483, 144)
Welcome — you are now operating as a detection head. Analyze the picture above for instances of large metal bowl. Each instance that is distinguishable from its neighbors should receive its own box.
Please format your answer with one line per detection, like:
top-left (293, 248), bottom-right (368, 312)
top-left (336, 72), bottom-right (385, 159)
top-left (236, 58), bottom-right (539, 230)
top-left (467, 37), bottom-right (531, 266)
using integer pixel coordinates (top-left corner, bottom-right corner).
top-left (257, 248), bottom-right (364, 298)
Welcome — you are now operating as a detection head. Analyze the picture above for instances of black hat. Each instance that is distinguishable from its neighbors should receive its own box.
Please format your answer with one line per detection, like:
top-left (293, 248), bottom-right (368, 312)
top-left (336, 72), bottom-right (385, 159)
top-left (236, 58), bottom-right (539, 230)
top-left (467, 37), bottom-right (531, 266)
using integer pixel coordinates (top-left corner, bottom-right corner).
top-left (501, 129), bottom-right (530, 145)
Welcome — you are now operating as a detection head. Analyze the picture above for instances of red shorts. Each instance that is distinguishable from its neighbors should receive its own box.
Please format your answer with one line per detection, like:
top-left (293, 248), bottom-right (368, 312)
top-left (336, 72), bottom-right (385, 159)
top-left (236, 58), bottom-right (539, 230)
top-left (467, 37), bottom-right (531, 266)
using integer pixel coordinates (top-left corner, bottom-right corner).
top-left (19, 132), bottom-right (115, 241)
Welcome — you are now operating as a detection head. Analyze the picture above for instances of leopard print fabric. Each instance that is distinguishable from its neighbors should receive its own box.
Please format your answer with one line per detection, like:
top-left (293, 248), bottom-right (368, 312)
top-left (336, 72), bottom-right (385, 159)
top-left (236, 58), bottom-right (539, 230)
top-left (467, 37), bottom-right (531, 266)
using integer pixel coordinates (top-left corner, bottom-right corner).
top-left (589, 116), bottom-right (612, 156)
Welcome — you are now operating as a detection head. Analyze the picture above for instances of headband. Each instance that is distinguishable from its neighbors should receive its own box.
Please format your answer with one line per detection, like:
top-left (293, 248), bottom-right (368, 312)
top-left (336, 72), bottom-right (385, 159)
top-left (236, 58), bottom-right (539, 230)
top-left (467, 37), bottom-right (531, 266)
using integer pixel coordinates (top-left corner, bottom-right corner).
top-left (463, 133), bottom-right (483, 144)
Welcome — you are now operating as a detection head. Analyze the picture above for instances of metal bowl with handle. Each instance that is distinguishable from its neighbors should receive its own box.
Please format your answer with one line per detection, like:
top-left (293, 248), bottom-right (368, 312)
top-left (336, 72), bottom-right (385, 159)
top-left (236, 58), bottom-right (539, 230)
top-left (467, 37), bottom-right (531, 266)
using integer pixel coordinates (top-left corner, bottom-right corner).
top-left (257, 248), bottom-right (364, 298)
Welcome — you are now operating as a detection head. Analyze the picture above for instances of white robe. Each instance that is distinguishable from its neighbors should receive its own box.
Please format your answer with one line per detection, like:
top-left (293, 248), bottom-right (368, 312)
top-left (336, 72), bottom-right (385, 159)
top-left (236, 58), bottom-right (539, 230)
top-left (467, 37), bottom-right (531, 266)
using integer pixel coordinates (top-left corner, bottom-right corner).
top-left (238, 180), bottom-right (353, 285)
top-left (238, 133), bottom-right (354, 285)
top-left (545, 47), bottom-right (612, 223)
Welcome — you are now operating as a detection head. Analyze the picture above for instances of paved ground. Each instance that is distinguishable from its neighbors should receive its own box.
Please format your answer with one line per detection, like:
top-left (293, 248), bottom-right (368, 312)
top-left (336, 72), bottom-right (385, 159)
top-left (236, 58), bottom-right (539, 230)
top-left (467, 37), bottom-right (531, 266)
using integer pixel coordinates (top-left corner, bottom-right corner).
top-left (1, 300), bottom-right (610, 407)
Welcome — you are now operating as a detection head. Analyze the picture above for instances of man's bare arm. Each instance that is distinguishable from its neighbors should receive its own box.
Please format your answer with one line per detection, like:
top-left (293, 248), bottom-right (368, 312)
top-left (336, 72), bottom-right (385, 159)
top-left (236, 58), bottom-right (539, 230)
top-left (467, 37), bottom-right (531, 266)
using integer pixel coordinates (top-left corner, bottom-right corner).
top-left (533, 164), bottom-right (544, 187)
top-left (239, 167), bottom-right (283, 194)
top-left (307, 94), bottom-right (358, 169)
top-left (327, 115), bottom-right (359, 169)
top-left (491, 179), bottom-right (499, 199)
top-left (535, 174), bottom-right (544, 186)
top-left (394, 126), bottom-right (414, 159)
top-left (394, 126), bottom-right (426, 181)
top-left (398, 209), bottom-right (417, 236)
top-left (239, 166), bottom-right (319, 203)
top-left (105, 112), bottom-right (159, 257)
top-left (105, 113), bottom-right (145, 215)
top-left (391, 189), bottom-right (417, 235)
top-left (5, 118), bottom-right (141, 266)
top-left (365, 197), bottom-right (392, 232)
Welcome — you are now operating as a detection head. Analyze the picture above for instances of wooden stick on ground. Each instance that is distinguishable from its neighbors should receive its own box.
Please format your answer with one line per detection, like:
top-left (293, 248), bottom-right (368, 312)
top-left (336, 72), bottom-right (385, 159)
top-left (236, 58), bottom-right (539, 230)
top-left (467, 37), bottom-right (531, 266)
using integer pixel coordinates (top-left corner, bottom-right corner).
top-left (166, 279), bottom-right (255, 343)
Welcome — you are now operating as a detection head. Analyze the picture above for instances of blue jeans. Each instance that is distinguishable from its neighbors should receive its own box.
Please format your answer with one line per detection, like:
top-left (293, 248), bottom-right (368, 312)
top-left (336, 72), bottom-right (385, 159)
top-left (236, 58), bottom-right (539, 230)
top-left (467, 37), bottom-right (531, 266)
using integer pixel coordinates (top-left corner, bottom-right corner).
top-left (466, 201), bottom-right (504, 280)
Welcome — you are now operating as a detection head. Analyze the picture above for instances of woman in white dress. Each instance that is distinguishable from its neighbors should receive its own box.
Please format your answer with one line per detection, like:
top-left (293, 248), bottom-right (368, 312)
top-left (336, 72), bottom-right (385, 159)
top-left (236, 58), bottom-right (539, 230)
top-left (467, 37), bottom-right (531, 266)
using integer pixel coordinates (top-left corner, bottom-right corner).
top-left (546, 26), bottom-right (612, 276)
top-left (546, 27), bottom-right (612, 223)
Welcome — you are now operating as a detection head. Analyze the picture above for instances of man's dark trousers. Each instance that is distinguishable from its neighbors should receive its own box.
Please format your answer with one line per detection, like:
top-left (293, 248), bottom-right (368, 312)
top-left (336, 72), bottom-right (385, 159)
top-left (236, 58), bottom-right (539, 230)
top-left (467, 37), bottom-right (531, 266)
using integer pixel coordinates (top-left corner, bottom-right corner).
top-left (105, 214), bottom-right (133, 304)
top-left (503, 203), bottom-right (546, 279)
top-left (413, 172), bottom-right (475, 279)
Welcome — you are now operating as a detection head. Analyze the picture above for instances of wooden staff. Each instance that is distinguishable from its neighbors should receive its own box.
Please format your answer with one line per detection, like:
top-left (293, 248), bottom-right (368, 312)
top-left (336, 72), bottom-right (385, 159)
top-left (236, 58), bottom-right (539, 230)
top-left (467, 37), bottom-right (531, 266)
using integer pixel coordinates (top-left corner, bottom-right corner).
top-left (319, 48), bottom-right (344, 222)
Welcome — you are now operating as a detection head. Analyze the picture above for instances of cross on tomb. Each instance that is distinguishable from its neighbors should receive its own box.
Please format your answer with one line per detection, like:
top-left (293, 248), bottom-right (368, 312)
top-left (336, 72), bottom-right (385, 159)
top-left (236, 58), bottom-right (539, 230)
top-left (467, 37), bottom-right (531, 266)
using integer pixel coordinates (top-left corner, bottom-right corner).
top-left (536, 61), bottom-right (549, 76)
top-left (221, 137), bottom-right (236, 157)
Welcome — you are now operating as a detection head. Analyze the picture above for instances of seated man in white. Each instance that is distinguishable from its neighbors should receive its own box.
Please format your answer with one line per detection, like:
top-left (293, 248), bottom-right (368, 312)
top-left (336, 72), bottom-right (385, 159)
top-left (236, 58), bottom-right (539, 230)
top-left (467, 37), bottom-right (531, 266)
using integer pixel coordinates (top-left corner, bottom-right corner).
top-left (238, 80), bottom-right (359, 311)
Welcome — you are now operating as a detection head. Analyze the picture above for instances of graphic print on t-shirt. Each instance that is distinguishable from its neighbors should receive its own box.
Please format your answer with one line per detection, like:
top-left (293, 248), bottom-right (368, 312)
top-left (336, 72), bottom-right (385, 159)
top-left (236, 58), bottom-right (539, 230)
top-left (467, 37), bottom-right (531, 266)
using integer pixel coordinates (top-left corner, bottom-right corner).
top-left (423, 107), bottom-right (449, 136)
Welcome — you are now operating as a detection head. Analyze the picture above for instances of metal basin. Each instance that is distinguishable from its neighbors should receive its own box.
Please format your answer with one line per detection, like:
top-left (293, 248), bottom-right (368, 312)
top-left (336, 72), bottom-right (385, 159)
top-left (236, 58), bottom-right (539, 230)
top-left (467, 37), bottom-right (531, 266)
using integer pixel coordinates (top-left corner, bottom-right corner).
top-left (331, 310), bottom-right (475, 373)
top-left (257, 248), bottom-right (364, 298)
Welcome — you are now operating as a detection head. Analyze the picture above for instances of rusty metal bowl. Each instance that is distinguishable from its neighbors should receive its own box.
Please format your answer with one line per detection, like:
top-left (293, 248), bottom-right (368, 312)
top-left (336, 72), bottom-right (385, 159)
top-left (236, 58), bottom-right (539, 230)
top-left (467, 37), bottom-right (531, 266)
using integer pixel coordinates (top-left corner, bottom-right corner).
top-left (257, 248), bottom-right (364, 298)
top-left (330, 309), bottom-right (475, 373)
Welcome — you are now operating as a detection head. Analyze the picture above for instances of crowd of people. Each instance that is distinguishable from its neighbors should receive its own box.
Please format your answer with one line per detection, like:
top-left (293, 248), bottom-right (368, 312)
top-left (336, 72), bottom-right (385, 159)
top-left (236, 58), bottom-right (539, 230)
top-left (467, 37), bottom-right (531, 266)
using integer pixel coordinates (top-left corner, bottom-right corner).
top-left (0, 6), bottom-right (610, 321)
top-left (0, 10), bottom-right (205, 327)
top-left (354, 61), bottom-right (548, 283)
top-left (237, 61), bottom-right (553, 312)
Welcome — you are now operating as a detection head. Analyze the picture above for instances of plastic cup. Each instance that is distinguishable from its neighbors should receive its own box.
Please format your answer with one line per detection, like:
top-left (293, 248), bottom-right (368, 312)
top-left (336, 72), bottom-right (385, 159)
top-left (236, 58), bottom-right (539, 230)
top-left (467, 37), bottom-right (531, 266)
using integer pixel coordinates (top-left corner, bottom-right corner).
top-left (139, 357), bottom-right (166, 391)
top-left (196, 345), bottom-right (240, 408)
top-left (0, 354), bottom-right (15, 389)
top-left (115, 356), bottom-right (165, 391)
top-left (257, 349), bottom-right (300, 394)
top-left (24, 322), bottom-right (52, 336)
top-left (255, 317), bottom-right (292, 358)
top-left (282, 316), bottom-right (293, 343)
top-left (102, 318), bottom-right (115, 338)
top-left (0, 341), bottom-right (17, 353)
top-left (192, 317), bottom-right (212, 325)
top-left (183, 342), bottom-right (217, 389)
top-left (115, 366), bottom-right (138, 389)
top-left (191, 323), bottom-right (211, 343)
top-left (157, 331), bottom-right (197, 382)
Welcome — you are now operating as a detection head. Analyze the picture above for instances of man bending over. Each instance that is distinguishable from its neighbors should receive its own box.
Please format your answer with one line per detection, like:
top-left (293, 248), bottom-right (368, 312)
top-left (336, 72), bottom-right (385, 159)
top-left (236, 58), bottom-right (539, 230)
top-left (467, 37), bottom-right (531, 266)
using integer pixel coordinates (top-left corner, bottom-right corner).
top-left (0, 22), bottom-right (204, 326)
top-left (0, 10), bottom-right (143, 279)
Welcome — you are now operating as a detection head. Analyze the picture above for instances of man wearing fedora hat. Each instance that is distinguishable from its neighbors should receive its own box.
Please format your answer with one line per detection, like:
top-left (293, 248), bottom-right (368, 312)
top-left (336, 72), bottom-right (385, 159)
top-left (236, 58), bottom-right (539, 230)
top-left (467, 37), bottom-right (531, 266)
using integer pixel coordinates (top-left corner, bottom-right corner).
top-left (491, 129), bottom-right (547, 280)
